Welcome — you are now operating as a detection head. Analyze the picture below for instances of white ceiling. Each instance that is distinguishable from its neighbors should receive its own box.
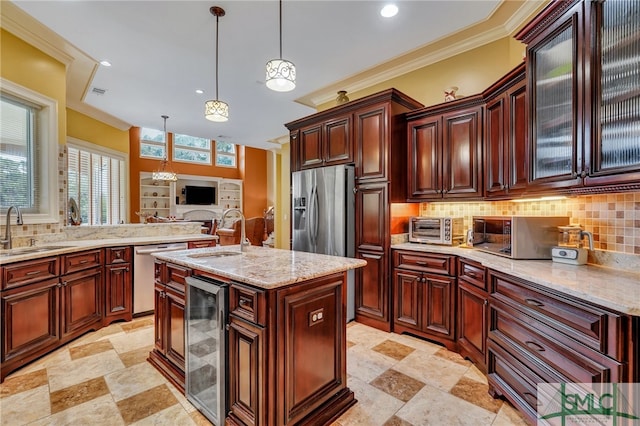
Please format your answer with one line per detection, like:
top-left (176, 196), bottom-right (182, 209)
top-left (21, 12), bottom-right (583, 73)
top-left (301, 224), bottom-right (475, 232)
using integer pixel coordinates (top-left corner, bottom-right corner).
top-left (7, 1), bottom-right (533, 151)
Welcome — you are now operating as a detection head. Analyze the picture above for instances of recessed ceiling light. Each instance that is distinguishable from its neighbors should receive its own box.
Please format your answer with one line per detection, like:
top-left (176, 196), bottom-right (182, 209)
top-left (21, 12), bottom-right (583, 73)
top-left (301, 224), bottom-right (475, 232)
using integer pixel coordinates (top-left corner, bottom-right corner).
top-left (100, 60), bottom-right (112, 67)
top-left (380, 4), bottom-right (398, 18)
top-left (195, 89), bottom-right (204, 94)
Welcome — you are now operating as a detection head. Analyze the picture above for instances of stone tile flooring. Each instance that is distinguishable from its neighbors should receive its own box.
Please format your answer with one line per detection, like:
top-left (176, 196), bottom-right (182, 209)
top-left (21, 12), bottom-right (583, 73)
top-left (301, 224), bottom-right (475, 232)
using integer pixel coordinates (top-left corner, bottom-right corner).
top-left (0, 316), bottom-right (529, 425)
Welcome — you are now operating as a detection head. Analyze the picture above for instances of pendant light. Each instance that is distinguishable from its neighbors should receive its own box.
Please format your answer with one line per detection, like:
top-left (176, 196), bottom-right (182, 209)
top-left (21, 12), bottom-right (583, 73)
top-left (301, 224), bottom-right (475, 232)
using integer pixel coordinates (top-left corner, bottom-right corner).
top-left (205, 6), bottom-right (229, 122)
top-left (266, 0), bottom-right (296, 92)
top-left (152, 115), bottom-right (178, 182)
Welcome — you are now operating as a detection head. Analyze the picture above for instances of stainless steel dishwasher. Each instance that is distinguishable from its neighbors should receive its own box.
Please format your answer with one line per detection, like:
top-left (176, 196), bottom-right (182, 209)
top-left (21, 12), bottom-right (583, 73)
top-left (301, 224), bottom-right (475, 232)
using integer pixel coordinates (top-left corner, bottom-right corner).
top-left (133, 243), bottom-right (188, 314)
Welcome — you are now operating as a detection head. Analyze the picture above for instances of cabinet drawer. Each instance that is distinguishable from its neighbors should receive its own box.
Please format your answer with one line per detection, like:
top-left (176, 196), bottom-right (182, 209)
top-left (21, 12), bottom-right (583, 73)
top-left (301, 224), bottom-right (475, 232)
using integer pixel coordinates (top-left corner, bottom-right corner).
top-left (105, 247), bottom-right (131, 264)
top-left (230, 283), bottom-right (266, 326)
top-left (487, 341), bottom-right (542, 423)
top-left (1, 257), bottom-right (59, 290)
top-left (166, 264), bottom-right (190, 293)
top-left (188, 240), bottom-right (216, 249)
top-left (491, 301), bottom-right (624, 383)
top-left (458, 258), bottom-right (486, 290)
top-left (61, 250), bottom-right (103, 275)
top-left (490, 270), bottom-right (613, 355)
top-left (394, 250), bottom-right (456, 276)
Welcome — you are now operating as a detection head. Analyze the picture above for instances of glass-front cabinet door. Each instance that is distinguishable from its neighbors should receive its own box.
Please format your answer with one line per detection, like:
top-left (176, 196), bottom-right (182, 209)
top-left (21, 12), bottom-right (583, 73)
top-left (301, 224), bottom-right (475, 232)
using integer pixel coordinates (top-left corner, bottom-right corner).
top-left (586, 0), bottom-right (640, 184)
top-left (528, 2), bottom-right (583, 188)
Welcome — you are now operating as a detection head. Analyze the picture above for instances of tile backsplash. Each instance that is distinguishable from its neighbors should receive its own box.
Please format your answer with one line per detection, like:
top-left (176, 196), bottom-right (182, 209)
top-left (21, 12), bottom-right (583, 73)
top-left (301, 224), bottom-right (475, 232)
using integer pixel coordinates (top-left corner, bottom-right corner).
top-left (419, 192), bottom-right (640, 255)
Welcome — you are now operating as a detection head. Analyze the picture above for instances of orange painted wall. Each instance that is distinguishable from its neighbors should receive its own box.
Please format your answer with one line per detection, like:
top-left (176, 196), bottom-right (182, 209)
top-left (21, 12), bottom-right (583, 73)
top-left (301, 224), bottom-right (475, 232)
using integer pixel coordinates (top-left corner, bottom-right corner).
top-left (241, 147), bottom-right (268, 218)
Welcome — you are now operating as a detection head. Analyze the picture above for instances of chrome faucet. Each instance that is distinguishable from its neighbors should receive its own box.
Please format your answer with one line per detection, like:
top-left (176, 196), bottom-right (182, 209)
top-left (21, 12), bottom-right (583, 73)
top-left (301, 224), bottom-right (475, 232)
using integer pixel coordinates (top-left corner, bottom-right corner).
top-left (2, 206), bottom-right (24, 249)
top-left (221, 208), bottom-right (250, 252)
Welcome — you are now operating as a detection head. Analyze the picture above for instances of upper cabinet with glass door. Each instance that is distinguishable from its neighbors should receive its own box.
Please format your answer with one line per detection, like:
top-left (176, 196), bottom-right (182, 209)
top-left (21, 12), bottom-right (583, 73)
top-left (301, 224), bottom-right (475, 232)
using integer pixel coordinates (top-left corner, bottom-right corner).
top-left (585, 0), bottom-right (640, 186)
top-left (517, 0), bottom-right (640, 193)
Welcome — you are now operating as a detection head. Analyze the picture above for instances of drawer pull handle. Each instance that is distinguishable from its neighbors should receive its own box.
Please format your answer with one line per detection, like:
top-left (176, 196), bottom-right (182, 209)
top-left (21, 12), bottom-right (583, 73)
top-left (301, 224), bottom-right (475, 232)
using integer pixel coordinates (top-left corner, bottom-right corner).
top-left (26, 270), bottom-right (42, 276)
top-left (466, 271), bottom-right (477, 278)
top-left (523, 392), bottom-right (537, 405)
top-left (525, 298), bottom-right (544, 307)
top-left (416, 261), bottom-right (427, 265)
top-left (525, 341), bottom-right (545, 352)
top-left (79, 259), bottom-right (89, 264)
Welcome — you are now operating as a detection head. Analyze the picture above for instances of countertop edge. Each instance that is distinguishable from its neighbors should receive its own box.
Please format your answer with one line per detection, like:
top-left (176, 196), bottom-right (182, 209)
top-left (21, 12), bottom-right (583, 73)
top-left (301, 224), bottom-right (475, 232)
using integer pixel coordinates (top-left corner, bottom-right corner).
top-left (0, 234), bottom-right (217, 264)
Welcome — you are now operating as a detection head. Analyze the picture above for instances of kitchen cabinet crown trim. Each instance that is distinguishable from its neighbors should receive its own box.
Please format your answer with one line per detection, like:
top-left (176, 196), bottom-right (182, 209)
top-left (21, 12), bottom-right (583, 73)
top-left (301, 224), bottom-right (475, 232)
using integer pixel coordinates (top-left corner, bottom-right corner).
top-left (284, 88), bottom-right (423, 130)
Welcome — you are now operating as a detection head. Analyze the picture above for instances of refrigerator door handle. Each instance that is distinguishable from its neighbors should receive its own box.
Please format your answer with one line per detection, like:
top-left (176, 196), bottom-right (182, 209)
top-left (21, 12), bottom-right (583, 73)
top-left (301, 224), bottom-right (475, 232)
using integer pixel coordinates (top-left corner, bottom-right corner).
top-left (308, 185), bottom-right (316, 248)
top-left (312, 184), bottom-right (320, 247)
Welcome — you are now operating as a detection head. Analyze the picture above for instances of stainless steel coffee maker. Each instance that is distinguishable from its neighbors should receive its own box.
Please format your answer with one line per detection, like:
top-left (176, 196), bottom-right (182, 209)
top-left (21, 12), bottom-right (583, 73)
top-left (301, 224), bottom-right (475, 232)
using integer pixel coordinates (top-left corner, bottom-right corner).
top-left (551, 225), bottom-right (594, 265)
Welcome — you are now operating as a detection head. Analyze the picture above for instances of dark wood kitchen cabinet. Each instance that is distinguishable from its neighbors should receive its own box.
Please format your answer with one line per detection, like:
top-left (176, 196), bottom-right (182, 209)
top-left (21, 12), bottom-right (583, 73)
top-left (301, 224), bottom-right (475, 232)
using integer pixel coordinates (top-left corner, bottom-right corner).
top-left (59, 250), bottom-right (103, 342)
top-left (406, 97), bottom-right (484, 201)
top-left (483, 64), bottom-right (529, 199)
top-left (103, 246), bottom-right (132, 326)
top-left (1, 256), bottom-right (60, 382)
top-left (392, 250), bottom-right (457, 350)
top-left (456, 258), bottom-right (488, 371)
top-left (487, 268), bottom-right (630, 424)
top-left (296, 113), bottom-right (353, 170)
top-left (516, 0), bottom-right (640, 194)
top-left (287, 89), bottom-right (423, 332)
top-left (149, 260), bottom-right (190, 392)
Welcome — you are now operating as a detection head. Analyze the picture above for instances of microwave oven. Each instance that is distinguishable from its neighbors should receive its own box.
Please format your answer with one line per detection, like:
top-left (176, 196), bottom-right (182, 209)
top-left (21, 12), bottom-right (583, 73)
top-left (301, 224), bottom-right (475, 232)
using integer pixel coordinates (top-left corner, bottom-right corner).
top-left (409, 217), bottom-right (464, 245)
top-left (471, 216), bottom-right (570, 259)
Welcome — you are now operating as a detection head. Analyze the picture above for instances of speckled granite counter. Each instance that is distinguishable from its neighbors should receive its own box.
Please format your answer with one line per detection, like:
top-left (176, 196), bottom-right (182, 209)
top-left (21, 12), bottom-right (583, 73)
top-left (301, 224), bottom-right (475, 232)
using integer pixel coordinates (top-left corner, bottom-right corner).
top-left (392, 243), bottom-right (640, 315)
top-left (153, 245), bottom-right (367, 289)
top-left (0, 234), bottom-right (216, 264)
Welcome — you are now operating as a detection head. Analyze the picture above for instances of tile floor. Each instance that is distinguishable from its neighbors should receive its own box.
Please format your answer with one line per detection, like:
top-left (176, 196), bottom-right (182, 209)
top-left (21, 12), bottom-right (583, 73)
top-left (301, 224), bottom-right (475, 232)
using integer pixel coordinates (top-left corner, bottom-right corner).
top-left (0, 316), bottom-right (529, 425)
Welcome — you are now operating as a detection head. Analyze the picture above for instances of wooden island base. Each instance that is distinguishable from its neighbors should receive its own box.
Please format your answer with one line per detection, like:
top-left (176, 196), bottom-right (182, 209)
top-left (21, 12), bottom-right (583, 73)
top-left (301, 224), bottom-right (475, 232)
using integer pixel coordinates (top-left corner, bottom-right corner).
top-left (149, 247), bottom-right (367, 426)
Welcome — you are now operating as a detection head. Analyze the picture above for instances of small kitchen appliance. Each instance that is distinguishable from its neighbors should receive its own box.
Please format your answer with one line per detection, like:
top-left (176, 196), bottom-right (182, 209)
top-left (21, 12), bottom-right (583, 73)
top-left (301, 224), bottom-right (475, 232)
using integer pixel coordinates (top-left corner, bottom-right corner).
top-left (551, 225), bottom-right (593, 265)
top-left (409, 216), bottom-right (464, 245)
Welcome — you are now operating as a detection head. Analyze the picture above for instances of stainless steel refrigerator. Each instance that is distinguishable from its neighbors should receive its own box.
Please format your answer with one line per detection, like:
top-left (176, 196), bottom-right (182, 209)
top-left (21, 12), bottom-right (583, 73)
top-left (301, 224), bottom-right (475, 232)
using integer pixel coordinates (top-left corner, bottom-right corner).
top-left (292, 164), bottom-right (356, 320)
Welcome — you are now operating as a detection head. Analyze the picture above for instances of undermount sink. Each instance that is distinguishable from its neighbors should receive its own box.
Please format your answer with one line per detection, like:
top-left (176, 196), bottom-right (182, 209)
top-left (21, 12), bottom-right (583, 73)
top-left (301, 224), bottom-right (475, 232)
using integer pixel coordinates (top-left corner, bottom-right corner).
top-left (187, 250), bottom-right (243, 259)
top-left (0, 245), bottom-right (70, 257)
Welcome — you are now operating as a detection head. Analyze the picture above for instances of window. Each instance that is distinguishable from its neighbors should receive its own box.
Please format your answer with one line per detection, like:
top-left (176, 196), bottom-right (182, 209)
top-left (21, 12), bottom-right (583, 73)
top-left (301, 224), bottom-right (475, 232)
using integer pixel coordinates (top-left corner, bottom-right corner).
top-left (68, 138), bottom-right (127, 225)
top-left (139, 127), bottom-right (165, 159)
top-left (215, 141), bottom-right (237, 167)
top-left (0, 78), bottom-right (58, 223)
top-left (173, 134), bottom-right (211, 165)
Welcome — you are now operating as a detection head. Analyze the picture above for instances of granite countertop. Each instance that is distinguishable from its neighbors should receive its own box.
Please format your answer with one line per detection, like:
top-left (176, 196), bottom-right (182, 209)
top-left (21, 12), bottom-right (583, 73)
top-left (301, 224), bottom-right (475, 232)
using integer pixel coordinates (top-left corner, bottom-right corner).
top-left (153, 245), bottom-right (367, 290)
top-left (0, 234), bottom-right (217, 264)
top-left (392, 242), bottom-right (640, 316)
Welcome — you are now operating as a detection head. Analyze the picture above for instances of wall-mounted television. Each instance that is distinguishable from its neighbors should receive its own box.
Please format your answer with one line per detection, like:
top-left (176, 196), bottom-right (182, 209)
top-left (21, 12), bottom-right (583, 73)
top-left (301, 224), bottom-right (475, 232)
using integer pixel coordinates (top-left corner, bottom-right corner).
top-left (185, 185), bottom-right (216, 205)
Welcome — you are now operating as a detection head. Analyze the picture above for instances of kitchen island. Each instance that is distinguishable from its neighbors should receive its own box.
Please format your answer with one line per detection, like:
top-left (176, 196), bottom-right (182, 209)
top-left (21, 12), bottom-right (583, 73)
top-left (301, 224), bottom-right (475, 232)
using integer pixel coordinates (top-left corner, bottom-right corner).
top-left (151, 245), bottom-right (366, 426)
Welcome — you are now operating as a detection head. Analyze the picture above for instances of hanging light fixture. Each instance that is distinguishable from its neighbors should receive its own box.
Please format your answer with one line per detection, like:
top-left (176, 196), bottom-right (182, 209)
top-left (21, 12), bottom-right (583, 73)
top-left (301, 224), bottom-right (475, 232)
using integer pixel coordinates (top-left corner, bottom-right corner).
top-left (266, 0), bottom-right (296, 92)
top-left (205, 6), bottom-right (229, 122)
top-left (152, 115), bottom-right (178, 182)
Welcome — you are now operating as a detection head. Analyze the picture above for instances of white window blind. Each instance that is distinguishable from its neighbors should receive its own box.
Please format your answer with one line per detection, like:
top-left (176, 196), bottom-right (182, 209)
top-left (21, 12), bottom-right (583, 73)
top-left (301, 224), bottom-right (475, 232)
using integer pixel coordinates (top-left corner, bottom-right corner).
top-left (0, 95), bottom-right (38, 211)
top-left (68, 143), bottom-right (126, 225)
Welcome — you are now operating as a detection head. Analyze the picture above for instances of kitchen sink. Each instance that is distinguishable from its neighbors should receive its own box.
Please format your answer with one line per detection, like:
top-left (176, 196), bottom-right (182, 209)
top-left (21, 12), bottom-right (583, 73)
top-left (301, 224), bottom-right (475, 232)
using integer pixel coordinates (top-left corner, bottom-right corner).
top-left (187, 250), bottom-right (243, 259)
top-left (0, 245), bottom-right (71, 257)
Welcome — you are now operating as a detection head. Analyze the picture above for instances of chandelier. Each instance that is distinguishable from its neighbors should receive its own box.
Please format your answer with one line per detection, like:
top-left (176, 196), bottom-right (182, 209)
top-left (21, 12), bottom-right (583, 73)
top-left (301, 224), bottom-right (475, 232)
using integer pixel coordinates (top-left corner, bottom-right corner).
top-left (152, 115), bottom-right (177, 182)
top-left (205, 6), bottom-right (229, 122)
top-left (265, 0), bottom-right (296, 92)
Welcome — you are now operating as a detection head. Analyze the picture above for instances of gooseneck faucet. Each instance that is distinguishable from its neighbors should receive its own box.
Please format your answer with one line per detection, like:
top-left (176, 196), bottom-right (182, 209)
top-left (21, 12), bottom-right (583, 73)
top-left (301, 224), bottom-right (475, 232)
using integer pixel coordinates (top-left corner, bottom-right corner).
top-left (2, 205), bottom-right (24, 249)
top-left (221, 208), bottom-right (250, 252)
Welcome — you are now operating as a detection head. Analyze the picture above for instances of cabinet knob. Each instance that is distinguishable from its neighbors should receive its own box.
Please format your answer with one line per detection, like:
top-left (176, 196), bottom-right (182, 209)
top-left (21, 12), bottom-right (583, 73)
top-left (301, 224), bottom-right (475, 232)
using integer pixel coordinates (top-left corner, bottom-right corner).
top-left (580, 170), bottom-right (587, 178)
top-left (571, 171), bottom-right (578, 178)
top-left (500, 184), bottom-right (505, 190)
top-left (353, 187), bottom-right (358, 194)
top-left (125, 267), bottom-right (130, 272)
top-left (63, 281), bottom-right (68, 287)
top-left (57, 283), bottom-right (63, 288)
top-left (442, 189), bottom-right (448, 194)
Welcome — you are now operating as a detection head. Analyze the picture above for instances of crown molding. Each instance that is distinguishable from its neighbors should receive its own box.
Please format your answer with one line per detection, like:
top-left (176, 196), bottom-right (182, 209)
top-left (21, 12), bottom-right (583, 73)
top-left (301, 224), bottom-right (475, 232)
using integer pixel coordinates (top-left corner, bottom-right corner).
top-left (1, 2), bottom-right (74, 66)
